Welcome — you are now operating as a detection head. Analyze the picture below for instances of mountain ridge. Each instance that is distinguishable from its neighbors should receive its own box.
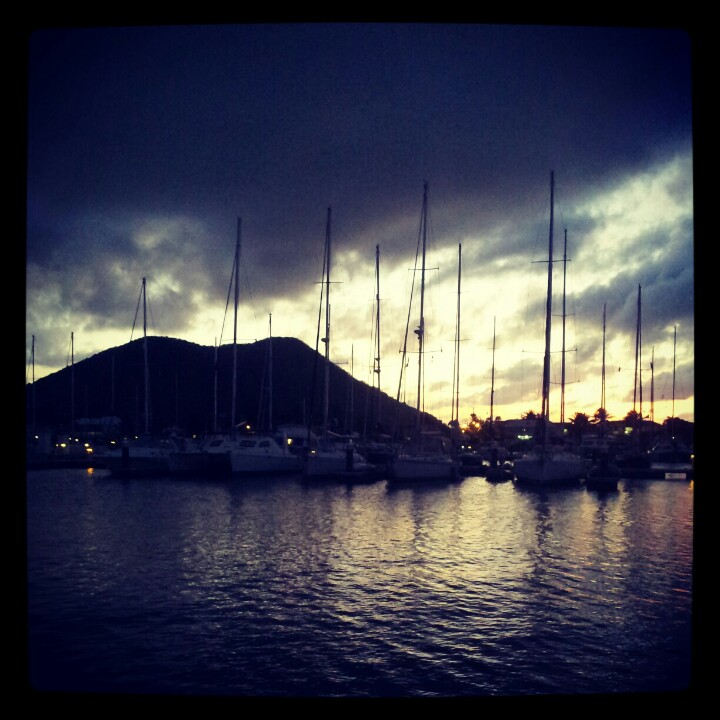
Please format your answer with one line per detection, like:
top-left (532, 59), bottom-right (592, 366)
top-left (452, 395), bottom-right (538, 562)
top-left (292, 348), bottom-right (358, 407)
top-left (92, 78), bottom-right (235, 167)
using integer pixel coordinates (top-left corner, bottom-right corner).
top-left (25, 335), bottom-right (446, 440)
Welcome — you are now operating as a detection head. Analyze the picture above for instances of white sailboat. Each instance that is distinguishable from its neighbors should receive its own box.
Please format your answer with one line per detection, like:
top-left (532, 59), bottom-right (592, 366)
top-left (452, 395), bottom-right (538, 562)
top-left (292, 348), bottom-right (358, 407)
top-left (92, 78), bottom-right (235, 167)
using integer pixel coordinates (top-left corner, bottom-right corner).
top-left (359, 244), bottom-right (396, 470)
top-left (169, 220), bottom-right (299, 477)
top-left (230, 314), bottom-right (303, 476)
top-left (513, 172), bottom-right (585, 487)
top-left (230, 432), bottom-right (303, 475)
top-left (391, 182), bottom-right (459, 482)
top-left (303, 208), bottom-right (376, 481)
top-left (167, 221), bottom-right (252, 477)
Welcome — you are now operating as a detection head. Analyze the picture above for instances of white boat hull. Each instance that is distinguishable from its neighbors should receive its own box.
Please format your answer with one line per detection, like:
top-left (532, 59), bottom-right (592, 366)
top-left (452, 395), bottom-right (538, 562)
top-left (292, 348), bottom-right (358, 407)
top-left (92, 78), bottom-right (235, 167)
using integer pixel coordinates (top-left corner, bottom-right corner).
top-left (230, 434), bottom-right (303, 475)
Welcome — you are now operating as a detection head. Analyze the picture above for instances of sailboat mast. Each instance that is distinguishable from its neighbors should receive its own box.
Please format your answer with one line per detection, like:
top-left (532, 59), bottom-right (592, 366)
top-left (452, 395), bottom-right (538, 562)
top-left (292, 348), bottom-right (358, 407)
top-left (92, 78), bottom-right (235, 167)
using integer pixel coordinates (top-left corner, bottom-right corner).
top-left (452, 243), bottom-right (462, 424)
top-left (600, 303), bottom-right (607, 438)
top-left (142, 278), bottom-right (149, 435)
top-left (269, 314), bottom-right (273, 431)
top-left (111, 354), bottom-right (115, 415)
top-left (213, 339), bottom-right (218, 434)
top-left (639, 289), bottom-right (643, 420)
top-left (71, 331), bottom-right (75, 434)
top-left (31, 334), bottom-right (36, 434)
top-left (633, 283), bottom-right (642, 415)
top-left (651, 346), bottom-right (655, 424)
top-left (375, 244), bottom-right (381, 423)
top-left (323, 208), bottom-right (331, 437)
top-left (561, 229), bottom-right (567, 425)
top-left (601, 304), bottom-right (607, 411)
top-left (672, 325), bottom-right (677, 421)
top-left (490, 316), bottom-right (496, 436)
top-left (349, 344), bottom-right (354, 434)
top-left (232, 219), bottom-right (241, 434)
top-left (541, 171), bottom-right (555, 446)
top-left (415, 181), bottom-right (428, 439)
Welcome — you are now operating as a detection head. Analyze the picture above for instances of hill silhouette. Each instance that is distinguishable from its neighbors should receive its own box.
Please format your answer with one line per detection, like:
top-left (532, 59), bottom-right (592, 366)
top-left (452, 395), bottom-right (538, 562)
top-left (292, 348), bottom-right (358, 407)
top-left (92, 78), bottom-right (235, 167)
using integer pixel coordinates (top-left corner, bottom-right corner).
top-left (25, 336), bottom-right (446, 441)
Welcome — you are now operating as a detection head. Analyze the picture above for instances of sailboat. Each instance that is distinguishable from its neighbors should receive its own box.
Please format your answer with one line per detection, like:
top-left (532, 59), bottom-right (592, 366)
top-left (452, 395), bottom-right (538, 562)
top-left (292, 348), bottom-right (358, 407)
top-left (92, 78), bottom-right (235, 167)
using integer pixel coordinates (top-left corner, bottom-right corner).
top-left (513, 172), bottom-right (585, 487)
top-left (101, 277), bottom-right (178, 477)
top-left (647, 325), bottom-right (693, 480)
top-left (483, 320), bottom-right (514, 482)
top-left (390, 182), bottom-right (459, 482)
top-left (229, 314), bottom-right (303, 476)
top-left (303, 208), bottom-right (377, 481)
top-left (615, 284), bottom-right (653, 477)
top-left (358, 244), bottom-right (396, 471)
top-left (585, 304), bottom-right (620, 491)
top-left (166, 221), bottom-right (253, 477)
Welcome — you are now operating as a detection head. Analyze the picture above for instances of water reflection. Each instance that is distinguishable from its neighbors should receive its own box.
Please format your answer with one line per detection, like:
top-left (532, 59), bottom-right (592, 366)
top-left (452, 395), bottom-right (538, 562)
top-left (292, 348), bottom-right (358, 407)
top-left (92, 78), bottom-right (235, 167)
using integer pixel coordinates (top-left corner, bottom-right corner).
top-left (26, 470), bottom-right (693, 696)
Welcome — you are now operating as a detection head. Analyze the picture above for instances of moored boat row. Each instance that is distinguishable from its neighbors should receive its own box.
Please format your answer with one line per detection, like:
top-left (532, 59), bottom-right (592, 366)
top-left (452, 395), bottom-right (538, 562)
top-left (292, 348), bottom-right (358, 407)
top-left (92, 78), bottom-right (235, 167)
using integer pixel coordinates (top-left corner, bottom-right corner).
top-left (26, 425), bottom-right (693, 489)
top-left (26, 176), bottom-right (692, 487)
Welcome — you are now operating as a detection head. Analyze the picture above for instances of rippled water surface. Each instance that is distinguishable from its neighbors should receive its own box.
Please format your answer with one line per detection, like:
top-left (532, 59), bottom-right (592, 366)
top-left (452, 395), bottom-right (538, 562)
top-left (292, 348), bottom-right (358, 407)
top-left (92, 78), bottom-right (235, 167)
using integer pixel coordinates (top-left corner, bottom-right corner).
top-left (26, 469), bottom-right (695, 698)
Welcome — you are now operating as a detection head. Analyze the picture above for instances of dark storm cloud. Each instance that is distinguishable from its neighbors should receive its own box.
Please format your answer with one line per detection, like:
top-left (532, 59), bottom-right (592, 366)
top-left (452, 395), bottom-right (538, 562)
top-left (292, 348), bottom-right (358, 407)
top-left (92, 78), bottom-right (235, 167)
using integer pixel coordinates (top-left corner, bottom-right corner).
top-left (26, 22), bottom-right (695, 420)
top-left (27, 24), bottom-right (691, 258)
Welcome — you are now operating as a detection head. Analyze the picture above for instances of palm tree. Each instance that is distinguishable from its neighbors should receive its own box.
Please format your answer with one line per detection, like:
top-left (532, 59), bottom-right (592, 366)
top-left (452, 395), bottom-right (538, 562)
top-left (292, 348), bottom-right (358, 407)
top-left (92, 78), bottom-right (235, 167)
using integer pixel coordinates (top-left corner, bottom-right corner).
top-left (592, 407), bottom-right (610, 425)
top-left (591, 407), bottom-right (612, 444)
top-left (463, 413), bottom-right (482, 444)
top-left (570, 412), bottom-right (591, 445)
top-left (624, 409), bottom-right (643, 428)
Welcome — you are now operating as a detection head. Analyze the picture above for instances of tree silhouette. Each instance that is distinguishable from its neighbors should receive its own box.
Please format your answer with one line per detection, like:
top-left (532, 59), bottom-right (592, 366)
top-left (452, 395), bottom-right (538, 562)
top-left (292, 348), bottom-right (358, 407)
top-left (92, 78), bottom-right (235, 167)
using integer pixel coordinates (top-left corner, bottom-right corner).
top-left (460, 413), bottom-right (482, 445)
top-left (592, 407), bottom-right (610, 425)
top-left (570, 412), bottom-right (591, 444)
top-left (624, 409), bottom-right (642, 428)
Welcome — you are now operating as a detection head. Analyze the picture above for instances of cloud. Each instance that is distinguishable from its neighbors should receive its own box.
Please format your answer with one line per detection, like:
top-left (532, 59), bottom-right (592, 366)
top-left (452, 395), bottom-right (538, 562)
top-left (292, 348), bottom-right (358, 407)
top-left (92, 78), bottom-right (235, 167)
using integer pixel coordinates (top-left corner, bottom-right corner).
top-left (25, 23), bottom-right (695, 423)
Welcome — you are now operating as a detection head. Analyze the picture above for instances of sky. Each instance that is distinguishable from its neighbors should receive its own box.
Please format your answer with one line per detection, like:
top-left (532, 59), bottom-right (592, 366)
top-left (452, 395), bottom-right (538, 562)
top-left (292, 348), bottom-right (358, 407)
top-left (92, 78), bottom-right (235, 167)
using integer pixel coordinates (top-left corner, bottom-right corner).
top-left (25, 22), bottom-right (695, 427)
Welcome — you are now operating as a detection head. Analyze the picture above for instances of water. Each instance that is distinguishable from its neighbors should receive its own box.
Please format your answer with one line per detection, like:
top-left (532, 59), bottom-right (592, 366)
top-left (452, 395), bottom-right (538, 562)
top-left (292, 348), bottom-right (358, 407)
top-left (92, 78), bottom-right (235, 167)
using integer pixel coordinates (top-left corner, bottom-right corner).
top-left (25, 468), bottom-right (696, 699)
